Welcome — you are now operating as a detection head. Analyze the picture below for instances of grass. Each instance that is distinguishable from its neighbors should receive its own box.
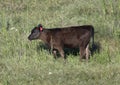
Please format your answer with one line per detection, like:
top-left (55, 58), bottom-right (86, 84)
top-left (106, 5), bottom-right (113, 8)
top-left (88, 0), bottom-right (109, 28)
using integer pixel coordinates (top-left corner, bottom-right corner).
top-left (0, 0), bottom-right (120, 85)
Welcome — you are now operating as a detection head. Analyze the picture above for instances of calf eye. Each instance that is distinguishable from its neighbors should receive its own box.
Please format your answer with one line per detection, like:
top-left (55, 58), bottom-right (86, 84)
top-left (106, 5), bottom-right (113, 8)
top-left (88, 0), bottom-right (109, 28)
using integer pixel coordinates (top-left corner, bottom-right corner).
top-left (32, 30), bottom-right (36, 34)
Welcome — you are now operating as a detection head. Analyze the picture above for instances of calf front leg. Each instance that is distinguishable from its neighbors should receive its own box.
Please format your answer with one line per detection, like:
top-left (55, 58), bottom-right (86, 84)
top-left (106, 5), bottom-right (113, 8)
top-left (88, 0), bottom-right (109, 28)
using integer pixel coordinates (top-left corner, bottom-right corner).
top-left (56, 47), bottom-right (66, 61)
top-left (52, 49), bottom-right (57, 59)
top-left (58, 48), bottom-right (65, 59)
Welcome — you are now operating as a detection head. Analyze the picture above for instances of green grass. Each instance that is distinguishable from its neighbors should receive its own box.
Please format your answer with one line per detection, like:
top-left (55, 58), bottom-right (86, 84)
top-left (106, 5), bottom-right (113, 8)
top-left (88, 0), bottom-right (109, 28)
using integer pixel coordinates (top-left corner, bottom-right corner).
top-left (0, 0), bottom-right (120, 85)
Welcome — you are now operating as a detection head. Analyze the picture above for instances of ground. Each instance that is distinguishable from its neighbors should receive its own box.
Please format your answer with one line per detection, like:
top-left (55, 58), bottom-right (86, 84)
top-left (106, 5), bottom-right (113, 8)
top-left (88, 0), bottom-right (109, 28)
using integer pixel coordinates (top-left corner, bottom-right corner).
top-left (0, 0), bottom-right (120, 85)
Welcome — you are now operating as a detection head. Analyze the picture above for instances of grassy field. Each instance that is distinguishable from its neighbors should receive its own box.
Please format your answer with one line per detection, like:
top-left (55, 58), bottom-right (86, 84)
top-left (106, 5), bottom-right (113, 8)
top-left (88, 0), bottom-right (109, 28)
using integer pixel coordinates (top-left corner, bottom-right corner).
top-left (0, 0), bottom-right (120, 85)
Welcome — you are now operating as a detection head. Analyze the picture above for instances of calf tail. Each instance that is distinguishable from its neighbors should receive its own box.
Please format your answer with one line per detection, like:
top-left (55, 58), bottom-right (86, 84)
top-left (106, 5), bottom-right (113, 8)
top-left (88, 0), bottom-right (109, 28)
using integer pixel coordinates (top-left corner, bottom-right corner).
top-left (91, 26), bottom-right (95, 49)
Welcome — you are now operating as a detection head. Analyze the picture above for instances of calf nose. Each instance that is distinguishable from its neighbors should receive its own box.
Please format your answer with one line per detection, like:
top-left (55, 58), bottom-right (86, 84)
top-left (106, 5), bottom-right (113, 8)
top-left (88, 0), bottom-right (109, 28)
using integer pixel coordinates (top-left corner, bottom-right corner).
top-left (28, 35), bottom-right (31, 40)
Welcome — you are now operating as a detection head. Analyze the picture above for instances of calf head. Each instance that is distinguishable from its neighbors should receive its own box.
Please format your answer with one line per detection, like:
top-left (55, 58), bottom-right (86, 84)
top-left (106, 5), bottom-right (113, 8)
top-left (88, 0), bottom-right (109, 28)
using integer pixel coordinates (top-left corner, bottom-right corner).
top-left (28, 24), bottom-right (43, 40)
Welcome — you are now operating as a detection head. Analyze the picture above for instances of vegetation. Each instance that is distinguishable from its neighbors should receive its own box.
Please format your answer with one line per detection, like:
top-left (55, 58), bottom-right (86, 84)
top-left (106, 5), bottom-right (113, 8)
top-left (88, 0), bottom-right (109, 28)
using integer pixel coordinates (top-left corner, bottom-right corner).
top-left (0, 0), bottom-right (120, 85)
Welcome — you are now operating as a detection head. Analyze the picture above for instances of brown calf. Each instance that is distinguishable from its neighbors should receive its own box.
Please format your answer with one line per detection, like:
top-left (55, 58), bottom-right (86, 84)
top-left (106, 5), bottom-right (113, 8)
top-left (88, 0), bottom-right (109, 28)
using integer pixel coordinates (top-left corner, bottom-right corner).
top-left (28, 24), bottom-right (94, 61)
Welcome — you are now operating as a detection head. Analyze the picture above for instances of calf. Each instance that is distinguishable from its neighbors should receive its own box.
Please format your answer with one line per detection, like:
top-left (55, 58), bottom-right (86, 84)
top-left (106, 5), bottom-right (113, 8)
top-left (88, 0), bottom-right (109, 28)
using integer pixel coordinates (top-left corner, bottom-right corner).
top-left (28, 24), bottom-right (94, 61)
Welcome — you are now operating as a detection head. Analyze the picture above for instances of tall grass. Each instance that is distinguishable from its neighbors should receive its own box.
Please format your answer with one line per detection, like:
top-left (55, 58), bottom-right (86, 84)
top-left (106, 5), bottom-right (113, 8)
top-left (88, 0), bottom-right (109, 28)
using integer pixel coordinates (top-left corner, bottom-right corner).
top-left (0, 0), bottom-right (120, 85)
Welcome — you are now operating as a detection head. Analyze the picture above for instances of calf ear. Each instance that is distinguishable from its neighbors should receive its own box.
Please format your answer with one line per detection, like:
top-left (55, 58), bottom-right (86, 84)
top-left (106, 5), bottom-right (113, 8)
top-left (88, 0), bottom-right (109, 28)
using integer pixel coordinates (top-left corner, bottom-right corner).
top-left (38, 24), bottom-right (43, 31)
top-left (40, 27), bottom-right (43, 31)
top-left (38, 24), bottom-right (42, 28)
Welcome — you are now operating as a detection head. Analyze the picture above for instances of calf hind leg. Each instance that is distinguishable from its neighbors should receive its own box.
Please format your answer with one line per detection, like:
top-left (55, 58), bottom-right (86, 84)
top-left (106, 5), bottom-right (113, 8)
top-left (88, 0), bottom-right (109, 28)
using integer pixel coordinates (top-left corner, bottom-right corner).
top-left (85, 44), bottom-right (91, 61)
top-left (79, 47), bottom-right (86, 61)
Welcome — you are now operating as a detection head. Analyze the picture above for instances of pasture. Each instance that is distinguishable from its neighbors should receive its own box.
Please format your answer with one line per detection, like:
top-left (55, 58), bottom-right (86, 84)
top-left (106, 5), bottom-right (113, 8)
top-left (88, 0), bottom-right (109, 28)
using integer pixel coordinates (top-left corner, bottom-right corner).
top-left (0, 0), bottom-right (120, 85)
